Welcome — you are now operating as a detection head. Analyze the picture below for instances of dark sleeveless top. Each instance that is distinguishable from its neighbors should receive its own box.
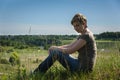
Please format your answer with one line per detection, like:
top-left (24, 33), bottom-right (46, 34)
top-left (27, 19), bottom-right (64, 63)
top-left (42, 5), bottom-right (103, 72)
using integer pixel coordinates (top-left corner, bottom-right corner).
top-left (77, 32), bottom-right (97, 72)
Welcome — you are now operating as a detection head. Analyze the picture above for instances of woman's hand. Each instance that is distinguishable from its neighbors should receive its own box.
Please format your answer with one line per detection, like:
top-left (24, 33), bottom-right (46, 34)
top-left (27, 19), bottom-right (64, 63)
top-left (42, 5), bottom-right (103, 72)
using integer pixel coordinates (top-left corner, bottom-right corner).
top-left (49, 46), bottom-right (57, 50)
top-left (48, 46), bottom-right (57, 54)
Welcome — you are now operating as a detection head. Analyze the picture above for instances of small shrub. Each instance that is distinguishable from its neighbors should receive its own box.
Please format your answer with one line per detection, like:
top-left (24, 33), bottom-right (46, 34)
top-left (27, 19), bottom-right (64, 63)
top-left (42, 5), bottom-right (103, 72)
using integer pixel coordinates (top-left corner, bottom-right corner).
top-left (1, 75), bottom-right (8, 80)
top-left (16, 64), bottom-right (27, 80)
top-left (14, 45), bottom-right (28, 49)
top-left (0, 58), bottom-right (9, 64)
top-left (6, 49), bottom-right (14, 53)
top-left (0, 46), bottom-right (4, 52)
top-left (9, 52), bottom-right (20, 66)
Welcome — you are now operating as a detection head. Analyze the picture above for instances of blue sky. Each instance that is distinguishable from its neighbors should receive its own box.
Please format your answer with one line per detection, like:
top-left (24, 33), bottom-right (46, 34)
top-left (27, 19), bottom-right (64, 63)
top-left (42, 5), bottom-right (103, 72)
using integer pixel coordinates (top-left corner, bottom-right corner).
top-left (0, 0), bottom-right (120, 35)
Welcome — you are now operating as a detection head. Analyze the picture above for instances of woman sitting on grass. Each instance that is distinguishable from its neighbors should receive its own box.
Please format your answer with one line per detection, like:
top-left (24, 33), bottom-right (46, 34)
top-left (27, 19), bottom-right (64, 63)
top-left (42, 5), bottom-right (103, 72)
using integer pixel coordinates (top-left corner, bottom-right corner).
top-left (34, 13), bottom-right (97, 74)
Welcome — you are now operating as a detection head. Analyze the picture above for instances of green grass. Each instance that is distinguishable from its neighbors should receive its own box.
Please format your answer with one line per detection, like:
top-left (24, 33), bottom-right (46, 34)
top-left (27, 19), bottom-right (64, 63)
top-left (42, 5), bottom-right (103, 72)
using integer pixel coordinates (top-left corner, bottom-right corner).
top-left (29, 51), bottom-right (120, 80)
top-left (0, 41), bottom-right (120, 80)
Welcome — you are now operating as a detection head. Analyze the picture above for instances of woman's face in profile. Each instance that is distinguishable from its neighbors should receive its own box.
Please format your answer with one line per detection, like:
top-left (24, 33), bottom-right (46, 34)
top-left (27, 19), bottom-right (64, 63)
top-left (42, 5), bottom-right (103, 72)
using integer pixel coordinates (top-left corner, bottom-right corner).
top-left (73, 22), bottom-right (84, 33)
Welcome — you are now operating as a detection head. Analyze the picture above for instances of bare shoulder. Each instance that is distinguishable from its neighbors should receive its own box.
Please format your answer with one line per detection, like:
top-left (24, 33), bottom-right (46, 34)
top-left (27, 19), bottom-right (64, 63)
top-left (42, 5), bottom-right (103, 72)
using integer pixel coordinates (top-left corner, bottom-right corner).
top-left (77, 39), bottom-right (86, 45)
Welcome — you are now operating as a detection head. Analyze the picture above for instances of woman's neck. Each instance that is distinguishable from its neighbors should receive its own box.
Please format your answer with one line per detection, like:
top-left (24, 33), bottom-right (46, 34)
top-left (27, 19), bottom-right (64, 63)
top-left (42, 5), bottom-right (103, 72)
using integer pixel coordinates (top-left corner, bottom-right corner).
top-left (81, 28), bottom-right (88, 34)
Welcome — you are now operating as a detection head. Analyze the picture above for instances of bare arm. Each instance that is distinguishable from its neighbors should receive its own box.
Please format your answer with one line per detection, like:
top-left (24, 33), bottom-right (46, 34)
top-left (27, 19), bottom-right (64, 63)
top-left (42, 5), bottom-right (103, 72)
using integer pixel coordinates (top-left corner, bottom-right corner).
top-left (57, 40), bottom-right (77, 48)
top-left (49, 39), bottom-right (86, 54)
top-left (66, 39), bottom-right (86, 54)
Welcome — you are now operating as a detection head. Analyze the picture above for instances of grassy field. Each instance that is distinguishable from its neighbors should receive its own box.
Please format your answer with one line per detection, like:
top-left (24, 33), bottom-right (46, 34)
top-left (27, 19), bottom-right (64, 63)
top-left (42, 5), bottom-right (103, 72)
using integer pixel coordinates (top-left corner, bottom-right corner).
top-left (0, 40), bottom-right (120, 80)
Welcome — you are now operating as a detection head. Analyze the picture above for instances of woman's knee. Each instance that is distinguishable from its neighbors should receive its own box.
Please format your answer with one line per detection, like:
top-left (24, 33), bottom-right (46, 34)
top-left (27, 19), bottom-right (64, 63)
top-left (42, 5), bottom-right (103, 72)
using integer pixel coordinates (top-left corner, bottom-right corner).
top-left (49, 48), bottom-right (58, 52)
top-left (49, 49), bottom-right (60, 56)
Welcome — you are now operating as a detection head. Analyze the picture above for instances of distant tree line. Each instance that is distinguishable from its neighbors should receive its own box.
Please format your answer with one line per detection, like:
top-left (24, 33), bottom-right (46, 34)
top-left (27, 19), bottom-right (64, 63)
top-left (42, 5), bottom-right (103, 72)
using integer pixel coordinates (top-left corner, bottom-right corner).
top-left (95, 32), bottom-right (120, 40)
top-left (0, 32), bottom-right (119, 49)
top-left (0, 35), bottom-right (77, 49)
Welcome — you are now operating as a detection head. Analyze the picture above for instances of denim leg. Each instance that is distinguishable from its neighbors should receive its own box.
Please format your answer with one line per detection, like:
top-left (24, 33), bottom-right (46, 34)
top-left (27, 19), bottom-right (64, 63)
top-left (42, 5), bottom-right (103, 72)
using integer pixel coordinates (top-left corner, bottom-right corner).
top-left (56, 52), bottom-right (80, 72)
top-left (34, 49), bottom-right (80, 73)
top-left (34, 49), bottom-right (59, 73)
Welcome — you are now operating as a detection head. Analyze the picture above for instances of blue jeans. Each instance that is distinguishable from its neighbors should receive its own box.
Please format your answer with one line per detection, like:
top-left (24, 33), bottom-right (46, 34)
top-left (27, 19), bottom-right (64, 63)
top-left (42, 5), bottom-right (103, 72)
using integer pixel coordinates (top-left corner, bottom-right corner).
top-left (34, 49), bottom-right (81, 73)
